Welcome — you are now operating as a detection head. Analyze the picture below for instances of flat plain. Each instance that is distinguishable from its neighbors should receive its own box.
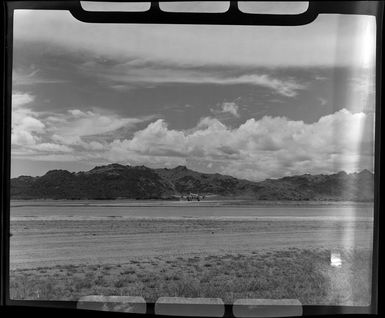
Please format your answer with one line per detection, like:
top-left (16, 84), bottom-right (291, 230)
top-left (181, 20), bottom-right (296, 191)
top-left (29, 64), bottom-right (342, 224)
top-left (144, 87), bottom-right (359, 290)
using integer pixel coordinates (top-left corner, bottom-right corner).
top-left (9, 201), bottom-right (374, 305)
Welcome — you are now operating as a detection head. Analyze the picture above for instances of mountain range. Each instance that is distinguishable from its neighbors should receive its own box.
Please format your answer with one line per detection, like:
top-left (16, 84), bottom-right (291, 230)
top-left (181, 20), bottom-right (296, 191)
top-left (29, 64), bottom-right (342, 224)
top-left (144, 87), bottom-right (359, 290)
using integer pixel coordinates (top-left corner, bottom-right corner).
top-left (10, 164), bottom-right (374, 201)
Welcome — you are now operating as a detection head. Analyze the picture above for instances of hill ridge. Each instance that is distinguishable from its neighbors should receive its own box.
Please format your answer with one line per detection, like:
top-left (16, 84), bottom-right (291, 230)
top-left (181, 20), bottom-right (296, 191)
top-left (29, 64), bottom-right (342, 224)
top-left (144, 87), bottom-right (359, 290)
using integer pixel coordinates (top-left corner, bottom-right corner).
top-left (10, 164), bottom-right (374, 201)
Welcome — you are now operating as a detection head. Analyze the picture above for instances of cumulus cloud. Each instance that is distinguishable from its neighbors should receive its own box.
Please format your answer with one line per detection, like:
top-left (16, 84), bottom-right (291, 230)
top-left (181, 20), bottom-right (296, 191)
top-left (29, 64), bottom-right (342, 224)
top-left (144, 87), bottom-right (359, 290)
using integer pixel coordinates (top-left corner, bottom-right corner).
top-left (211, 102), bottom-right (240, 118)
top-left (12, 92), bottom-right (45, 146)
top-left (12, 91), bottom-right (34, 108)
top-left (222, 103), bottom-right (239, 117)
top-left (102, 108), bottom-right (374, 180)
top-left (11, 92), bottom-right (374, 180)
top-left (42, 109), bottom-right (156, 149)
top-left (11, 92), bottom-right (155, 158)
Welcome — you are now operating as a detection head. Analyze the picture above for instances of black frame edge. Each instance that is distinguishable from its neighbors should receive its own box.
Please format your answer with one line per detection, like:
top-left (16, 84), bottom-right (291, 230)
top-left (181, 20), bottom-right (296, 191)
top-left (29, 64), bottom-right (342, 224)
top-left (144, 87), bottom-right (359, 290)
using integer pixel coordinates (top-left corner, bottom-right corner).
top-left (1, 1), bottom-right (383, 317)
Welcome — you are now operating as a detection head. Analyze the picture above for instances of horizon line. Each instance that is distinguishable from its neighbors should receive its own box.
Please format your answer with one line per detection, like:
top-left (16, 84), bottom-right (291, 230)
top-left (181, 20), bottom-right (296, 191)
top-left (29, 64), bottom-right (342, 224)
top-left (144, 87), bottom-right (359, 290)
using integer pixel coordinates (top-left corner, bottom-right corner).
top-left (11, 162), bottom-right (374, 183)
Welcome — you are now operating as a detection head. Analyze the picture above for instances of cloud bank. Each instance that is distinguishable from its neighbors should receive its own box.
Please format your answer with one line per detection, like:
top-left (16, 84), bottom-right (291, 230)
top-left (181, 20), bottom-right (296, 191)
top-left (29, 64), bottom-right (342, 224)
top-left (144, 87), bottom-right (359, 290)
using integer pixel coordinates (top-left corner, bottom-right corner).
top-left (12, 92), bottom-right (374, 181)
top-left (14, 10), bottom-right (376, 69)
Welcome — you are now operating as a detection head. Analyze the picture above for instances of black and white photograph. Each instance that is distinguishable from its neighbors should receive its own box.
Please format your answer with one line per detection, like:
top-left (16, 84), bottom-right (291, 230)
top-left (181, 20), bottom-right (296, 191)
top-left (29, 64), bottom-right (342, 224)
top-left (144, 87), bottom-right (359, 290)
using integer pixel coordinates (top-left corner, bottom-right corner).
top-left (8, 1), bottom-right (377, 312)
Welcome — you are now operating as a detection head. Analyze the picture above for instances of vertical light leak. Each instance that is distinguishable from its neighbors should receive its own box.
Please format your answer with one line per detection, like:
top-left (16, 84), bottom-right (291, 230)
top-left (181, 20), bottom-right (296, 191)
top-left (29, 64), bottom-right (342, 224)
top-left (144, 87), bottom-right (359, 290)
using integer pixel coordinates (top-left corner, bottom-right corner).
top-left (359, 17), bottom-right (377, 69)
top-left (338, 16), bottom-right (376, 256)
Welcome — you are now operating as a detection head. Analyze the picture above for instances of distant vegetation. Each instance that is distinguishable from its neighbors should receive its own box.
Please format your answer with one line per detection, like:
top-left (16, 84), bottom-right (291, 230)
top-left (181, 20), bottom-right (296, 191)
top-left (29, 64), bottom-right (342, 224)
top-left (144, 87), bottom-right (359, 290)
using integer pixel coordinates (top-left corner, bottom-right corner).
top-left (10, 248), bottom-right (371, 305)
top-left (11, 164), bottom-right (374, 201)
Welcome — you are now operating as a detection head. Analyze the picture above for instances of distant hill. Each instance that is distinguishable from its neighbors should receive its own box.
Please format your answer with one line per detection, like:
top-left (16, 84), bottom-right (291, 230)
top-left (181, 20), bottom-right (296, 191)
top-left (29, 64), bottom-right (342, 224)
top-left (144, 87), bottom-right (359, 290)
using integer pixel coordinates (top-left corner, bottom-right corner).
top-left (10, 164), bottom-right (374, 201)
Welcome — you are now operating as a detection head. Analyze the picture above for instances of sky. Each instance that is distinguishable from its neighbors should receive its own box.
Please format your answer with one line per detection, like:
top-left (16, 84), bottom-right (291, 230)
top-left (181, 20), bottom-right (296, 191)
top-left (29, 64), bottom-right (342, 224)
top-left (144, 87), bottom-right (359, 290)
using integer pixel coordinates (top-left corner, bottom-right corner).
top-left (11, 7), bottom-right (376, 181)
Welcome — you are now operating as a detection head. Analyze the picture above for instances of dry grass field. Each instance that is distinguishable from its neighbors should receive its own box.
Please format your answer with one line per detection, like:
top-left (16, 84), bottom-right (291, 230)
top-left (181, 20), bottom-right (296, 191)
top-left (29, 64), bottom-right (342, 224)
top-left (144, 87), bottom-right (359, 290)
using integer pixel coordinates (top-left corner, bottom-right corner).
top-left (10, 247), bottom-right (371, 305)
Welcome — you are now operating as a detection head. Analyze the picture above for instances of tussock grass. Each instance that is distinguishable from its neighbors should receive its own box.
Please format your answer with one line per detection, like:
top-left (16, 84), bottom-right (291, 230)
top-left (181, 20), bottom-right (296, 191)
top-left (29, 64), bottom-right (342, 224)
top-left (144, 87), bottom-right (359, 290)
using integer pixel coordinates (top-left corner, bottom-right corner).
top-left (10, 248), bottom-right (371, 305)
